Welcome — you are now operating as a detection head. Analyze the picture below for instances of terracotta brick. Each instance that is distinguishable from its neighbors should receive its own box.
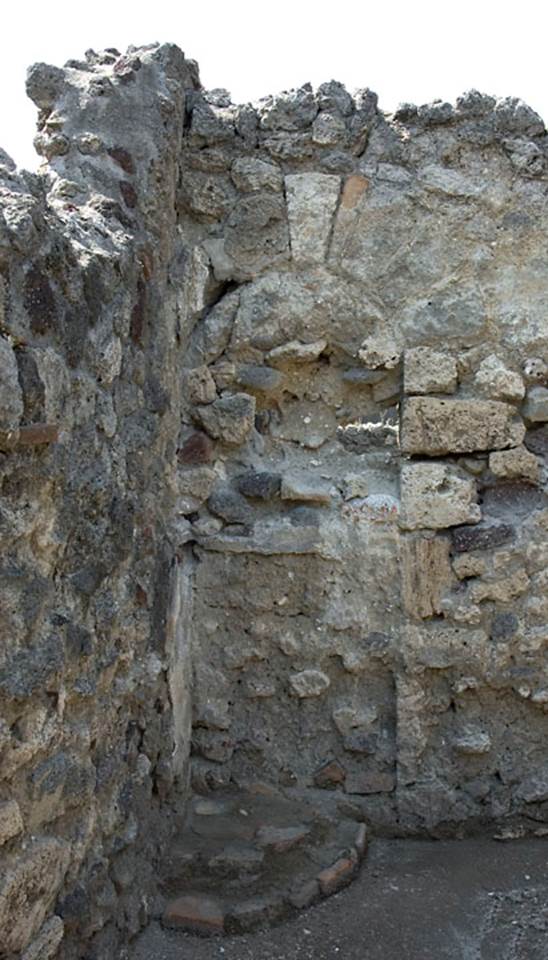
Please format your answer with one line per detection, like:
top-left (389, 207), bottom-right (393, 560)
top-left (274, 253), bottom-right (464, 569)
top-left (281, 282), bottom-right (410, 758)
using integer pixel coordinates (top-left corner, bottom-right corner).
top-left (314, 759), bottom-right (346, 788)
top-left (318, 852), bottom-right (358, 896)
top-left (163, 895), bottom-right (224, 935)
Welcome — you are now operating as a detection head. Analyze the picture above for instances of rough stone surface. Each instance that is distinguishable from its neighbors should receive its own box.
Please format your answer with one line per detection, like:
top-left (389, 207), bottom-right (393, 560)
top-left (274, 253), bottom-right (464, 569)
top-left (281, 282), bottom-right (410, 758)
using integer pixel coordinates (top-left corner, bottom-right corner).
top-left (474, 355), bottom-right (525, 401)
top-left (21, 916), bottom-right (65, 960)
top-left (400, 463), bottom-right (481, 530)
top-left (196, 393), bottom-right (256, 445)
top-left (280, 473), bottom-right (332, 504)
top-left (401, 398), bottom-right (525, 455)
top-left (401, 537), bottom-right (453, 617)
top-left (289, 669), bottom-right (331, 698)
top-left (524, 386), bottom-right (548, 422)
top-left (285, 173), bottom-right (340, 264)
top-left (489, 445), bottom-right (540, 482)
top-left (0, 798), bottom-right (24, 845)
top-left (1, 41), bottom-right (548, 958)
top-left (404, 347), bottom-right (457, 395)
top-left (267, 338), bottom-right (327, 364)
top-left (237, 471), bottom-right (281, 500)
top-left (0, 336), bottom-right (24, 430)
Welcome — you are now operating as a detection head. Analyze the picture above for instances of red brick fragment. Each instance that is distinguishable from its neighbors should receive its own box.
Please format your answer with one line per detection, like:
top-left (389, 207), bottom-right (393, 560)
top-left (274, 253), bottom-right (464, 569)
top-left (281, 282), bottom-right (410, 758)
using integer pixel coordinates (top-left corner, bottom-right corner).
top-left (0, 423), bottom-right (59, 449)
top-left (178, 431), bottom-right (215, 464)
top-left (317, 851), bottom-right (358, 896)
top-left (314, 759), bottom-right (346, 789)
top-left (163, 894), bottom-right (224, 935)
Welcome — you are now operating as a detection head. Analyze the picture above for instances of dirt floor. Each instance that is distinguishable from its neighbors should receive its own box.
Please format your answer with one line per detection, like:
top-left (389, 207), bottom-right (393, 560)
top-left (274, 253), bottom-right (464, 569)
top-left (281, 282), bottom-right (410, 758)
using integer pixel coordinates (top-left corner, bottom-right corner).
top-left (132, 836), bottom-right (548, 959)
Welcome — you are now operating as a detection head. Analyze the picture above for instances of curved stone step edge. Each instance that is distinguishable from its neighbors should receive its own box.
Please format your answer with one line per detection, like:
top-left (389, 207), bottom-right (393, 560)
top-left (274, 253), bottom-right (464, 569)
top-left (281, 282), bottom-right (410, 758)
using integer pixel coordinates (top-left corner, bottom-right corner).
top-left (162, 823), bottom-right (369, 937)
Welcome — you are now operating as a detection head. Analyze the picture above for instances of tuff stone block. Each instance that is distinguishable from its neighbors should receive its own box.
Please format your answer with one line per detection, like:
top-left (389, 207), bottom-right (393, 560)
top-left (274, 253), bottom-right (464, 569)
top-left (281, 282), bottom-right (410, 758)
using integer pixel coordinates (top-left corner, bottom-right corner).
top-left (401, 536), bottom-right (453, 618)
top-left (285, 173), bottom-right (341, 264)
top-left (400, 463), bottom-right (481, 530)
top-left (489, 445), bottom-right (540, 483)
top-left (404, 347), bottom-right (457, 395)
top-left (474, 355), bottom-right (525, 401)
top-left (401, 398), bottom-right (525, 455)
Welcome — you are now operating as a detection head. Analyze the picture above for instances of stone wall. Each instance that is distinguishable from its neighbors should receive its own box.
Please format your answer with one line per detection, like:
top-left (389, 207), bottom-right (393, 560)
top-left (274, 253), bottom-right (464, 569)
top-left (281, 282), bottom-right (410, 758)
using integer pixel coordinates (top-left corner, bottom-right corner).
top-left (0, 42), bottom-right (547, 959)
top-left (0, 45), bottom-right (202, 960)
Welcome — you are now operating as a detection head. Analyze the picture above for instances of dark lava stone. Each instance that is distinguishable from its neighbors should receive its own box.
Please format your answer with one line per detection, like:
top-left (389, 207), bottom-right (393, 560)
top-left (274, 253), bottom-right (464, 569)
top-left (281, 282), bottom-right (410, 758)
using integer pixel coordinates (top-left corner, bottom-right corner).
top-left (237, 471), bottom-right (281, 500)
top-left (524, 426), bottom-right (548, 459)
top-left (491, 612), bottom-right (519, 641)
top-left (480, 482), bottom-right (545, 519)
top-left (451, 523), bottom-right (515, 553)
top-left (178, 432), bottom-right (215, 464)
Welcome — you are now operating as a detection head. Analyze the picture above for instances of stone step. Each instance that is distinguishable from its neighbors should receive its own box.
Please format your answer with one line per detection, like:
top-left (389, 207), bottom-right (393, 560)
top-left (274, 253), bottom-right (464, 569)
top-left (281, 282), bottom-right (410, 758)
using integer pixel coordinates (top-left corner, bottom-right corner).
top-left (160, 787), bottom-right (369, 935)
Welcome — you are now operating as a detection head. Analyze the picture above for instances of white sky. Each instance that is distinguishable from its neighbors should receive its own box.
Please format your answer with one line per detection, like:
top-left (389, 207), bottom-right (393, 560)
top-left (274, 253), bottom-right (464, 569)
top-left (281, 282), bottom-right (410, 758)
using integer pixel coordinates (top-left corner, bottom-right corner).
top-left (3, 0), bottom-right (548, 170)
